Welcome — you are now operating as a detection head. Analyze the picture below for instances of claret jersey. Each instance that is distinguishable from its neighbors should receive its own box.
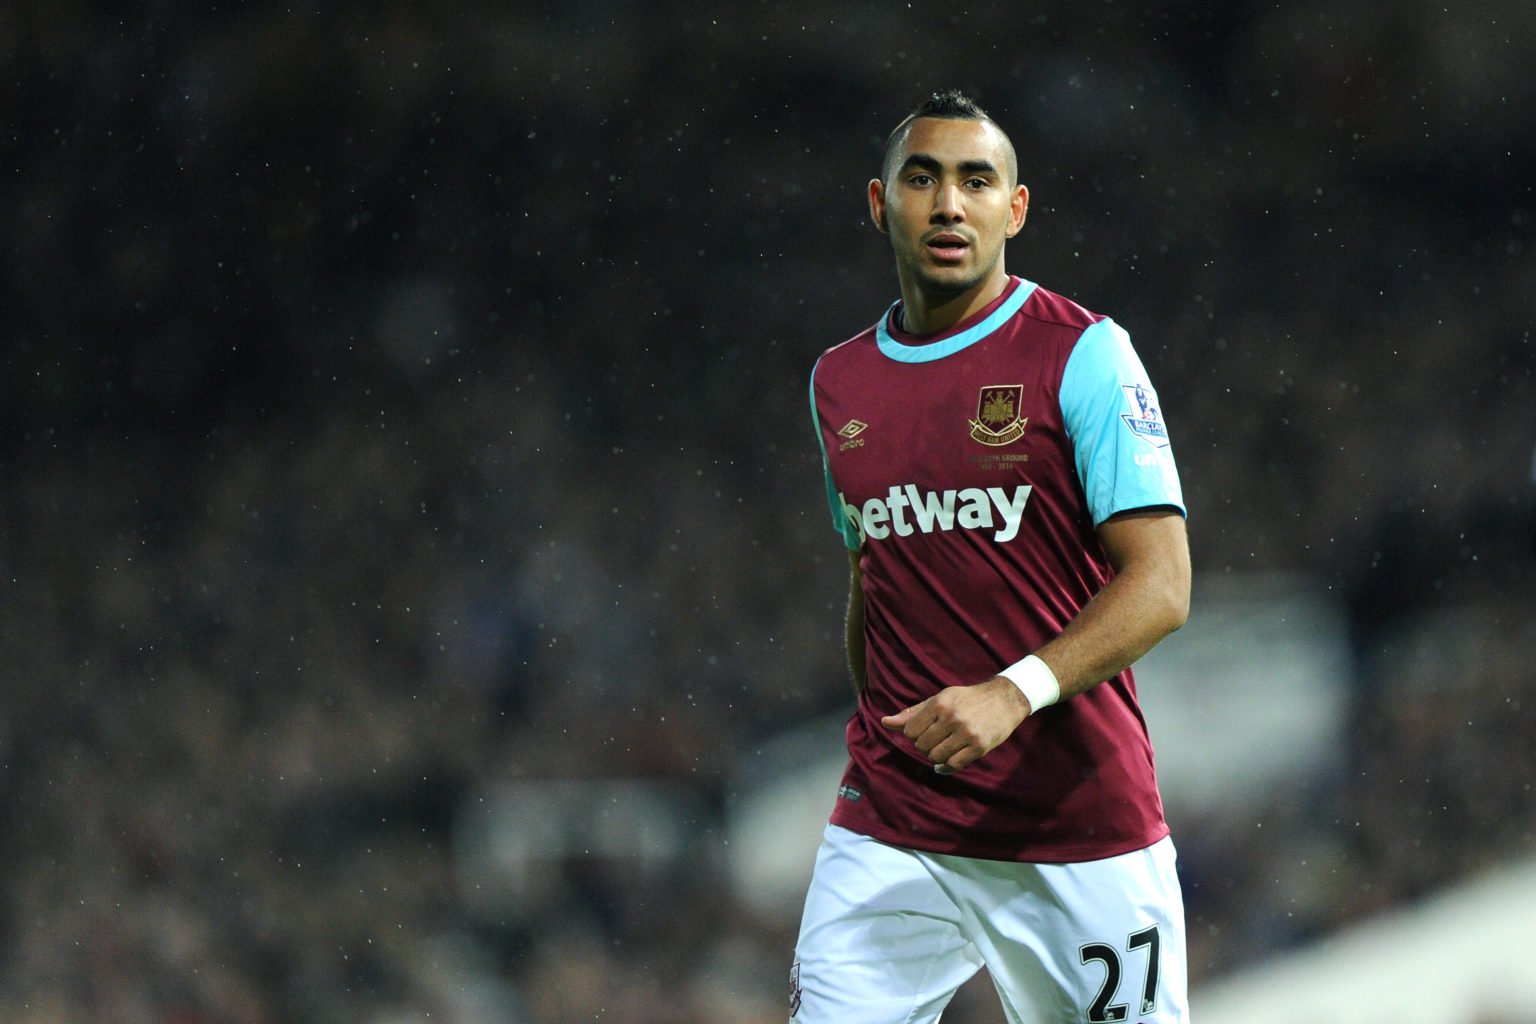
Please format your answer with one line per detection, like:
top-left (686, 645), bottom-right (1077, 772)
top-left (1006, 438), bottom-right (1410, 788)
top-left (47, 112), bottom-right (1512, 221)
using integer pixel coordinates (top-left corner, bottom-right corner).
top-left (810, 276), bottom-right (1185, 863)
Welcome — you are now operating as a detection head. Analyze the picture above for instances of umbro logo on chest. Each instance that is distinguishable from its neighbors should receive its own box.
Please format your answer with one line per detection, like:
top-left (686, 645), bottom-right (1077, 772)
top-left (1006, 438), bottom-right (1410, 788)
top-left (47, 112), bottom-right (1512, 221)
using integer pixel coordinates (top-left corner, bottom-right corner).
top-left (836, 420), bottom-right (868, 451)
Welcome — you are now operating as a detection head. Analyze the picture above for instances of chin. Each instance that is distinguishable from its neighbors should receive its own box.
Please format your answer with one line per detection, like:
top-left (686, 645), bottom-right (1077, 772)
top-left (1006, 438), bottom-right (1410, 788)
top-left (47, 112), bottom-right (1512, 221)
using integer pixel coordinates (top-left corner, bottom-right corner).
top-left (915, 265), bottom-right (984, 296)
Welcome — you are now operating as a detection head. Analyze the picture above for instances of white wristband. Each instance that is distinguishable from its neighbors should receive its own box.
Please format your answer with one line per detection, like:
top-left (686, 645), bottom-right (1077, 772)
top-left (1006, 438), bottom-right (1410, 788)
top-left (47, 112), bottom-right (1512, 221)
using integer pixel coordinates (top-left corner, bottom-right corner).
top-left (999, 654), bottom-right (1060, 713)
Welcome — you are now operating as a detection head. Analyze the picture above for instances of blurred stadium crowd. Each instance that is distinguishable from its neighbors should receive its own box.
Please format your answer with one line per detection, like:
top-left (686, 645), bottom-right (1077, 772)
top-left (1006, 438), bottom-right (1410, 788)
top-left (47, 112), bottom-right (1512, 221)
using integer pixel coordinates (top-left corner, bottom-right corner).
top-left (2, 2), bottom-right (1533, 1022)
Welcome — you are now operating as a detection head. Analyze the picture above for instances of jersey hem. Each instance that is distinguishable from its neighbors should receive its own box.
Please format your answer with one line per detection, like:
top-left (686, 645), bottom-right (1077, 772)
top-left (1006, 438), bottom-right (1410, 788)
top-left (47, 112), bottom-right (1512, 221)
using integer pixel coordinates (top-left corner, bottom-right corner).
top-left (827, 810), bottom-right (1171, 865)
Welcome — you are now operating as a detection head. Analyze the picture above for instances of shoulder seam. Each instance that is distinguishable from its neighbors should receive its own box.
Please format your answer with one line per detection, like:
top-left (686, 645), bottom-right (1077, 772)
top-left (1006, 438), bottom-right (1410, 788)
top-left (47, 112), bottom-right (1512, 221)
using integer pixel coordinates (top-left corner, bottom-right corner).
top-left (1017, 284), bottom-right (1105, 333)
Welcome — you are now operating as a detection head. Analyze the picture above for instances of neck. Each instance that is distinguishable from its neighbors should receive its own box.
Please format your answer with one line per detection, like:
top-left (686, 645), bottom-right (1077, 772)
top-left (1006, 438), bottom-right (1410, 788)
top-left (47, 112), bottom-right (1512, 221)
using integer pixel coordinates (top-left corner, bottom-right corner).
top-left (895, 265), bottom-right (1011, 335)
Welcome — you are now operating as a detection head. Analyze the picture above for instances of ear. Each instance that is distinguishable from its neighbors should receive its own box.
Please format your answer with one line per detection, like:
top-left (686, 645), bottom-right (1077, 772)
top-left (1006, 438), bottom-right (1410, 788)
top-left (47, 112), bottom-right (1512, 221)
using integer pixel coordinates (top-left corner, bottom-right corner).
top-left (1006, 184), bottom-right (1029, 238)
top-left (868, 178), bottom-right (887, 234)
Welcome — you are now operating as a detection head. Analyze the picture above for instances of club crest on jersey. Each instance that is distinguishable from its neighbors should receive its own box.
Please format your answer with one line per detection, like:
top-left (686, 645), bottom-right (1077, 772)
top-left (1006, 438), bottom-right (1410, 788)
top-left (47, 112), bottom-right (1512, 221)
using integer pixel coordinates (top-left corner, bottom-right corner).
top-left (1120, 383), bottom-right (1170, 448)
top-left (969, 385), bottom-right (1028, 446)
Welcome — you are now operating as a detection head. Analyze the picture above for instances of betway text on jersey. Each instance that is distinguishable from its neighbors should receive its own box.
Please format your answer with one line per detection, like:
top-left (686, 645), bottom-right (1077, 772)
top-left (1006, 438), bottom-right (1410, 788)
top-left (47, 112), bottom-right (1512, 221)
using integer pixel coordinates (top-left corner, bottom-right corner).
top-left (840, 485), bottom-right (1033, 544)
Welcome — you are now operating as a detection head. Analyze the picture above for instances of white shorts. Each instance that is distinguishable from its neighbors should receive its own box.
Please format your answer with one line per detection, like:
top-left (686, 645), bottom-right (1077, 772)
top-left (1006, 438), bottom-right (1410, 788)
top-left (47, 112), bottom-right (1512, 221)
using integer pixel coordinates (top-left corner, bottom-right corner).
top-left (789, 825), bottom-right (1188, 1024)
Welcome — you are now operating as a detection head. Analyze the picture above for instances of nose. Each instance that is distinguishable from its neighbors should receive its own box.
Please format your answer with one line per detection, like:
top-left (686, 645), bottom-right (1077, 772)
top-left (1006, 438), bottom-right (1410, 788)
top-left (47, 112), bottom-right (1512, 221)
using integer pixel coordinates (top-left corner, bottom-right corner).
top-left (931, 182), bottom-right (964, 223)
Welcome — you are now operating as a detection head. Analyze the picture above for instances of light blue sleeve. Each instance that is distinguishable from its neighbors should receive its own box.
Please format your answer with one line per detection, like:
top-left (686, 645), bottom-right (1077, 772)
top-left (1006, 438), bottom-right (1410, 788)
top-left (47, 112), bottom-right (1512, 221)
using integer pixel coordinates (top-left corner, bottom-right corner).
top-left (1059, 319), bottom-right (1186, 525)
top-left (810, 357), bottom-right (861, 550)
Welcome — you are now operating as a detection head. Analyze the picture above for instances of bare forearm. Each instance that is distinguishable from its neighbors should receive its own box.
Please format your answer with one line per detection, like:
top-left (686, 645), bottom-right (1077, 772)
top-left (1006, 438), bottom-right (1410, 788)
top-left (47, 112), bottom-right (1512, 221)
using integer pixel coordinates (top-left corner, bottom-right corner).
top-left (1030, 558), bottom-right (1187, 699)
top-left (886, 512), bottom-right (1189, 774)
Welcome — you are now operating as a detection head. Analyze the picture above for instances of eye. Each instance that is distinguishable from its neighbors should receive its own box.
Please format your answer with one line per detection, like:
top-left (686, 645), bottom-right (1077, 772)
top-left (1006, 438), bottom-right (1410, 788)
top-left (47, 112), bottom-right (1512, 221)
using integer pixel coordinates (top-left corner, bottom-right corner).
top-left (908, 173), bottom-right (934, 186)
top-left (965, 177), bottom-right (990, 190)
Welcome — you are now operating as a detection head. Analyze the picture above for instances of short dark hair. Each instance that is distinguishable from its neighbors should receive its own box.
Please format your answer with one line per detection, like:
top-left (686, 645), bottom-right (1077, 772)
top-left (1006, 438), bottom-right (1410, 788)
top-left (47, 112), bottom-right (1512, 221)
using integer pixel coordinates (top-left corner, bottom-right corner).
top-left (881, 89), bottom-right (1017, 185)
top-left (910, 89), bottom-right (994, 122)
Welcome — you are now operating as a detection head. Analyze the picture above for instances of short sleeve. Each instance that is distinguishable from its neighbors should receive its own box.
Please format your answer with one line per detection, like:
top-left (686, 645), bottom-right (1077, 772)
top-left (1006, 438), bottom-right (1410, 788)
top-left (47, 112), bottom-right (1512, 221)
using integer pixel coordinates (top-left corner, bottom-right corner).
top-left (1059, 319), bottom-right (1186, 526)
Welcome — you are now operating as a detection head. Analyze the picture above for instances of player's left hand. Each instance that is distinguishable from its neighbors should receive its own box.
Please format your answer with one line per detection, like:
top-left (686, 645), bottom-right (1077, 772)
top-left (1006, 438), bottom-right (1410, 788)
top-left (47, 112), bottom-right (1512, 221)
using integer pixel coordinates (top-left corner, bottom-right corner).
top-left (880, 677), bottom-right (1032, 774)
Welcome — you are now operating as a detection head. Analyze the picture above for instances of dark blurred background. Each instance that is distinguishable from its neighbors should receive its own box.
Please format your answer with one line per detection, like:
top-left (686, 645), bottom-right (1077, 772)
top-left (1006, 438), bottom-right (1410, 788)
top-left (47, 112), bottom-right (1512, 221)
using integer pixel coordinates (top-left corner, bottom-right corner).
top-left (2, 2), bottom-right (1533, 1022)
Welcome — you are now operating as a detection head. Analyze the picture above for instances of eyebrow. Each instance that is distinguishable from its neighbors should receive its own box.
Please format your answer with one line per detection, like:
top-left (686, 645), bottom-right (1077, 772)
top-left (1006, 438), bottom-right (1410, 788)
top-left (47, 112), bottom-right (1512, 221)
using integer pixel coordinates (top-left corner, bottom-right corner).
top-left (897, 153), bottom-right (1001, 178)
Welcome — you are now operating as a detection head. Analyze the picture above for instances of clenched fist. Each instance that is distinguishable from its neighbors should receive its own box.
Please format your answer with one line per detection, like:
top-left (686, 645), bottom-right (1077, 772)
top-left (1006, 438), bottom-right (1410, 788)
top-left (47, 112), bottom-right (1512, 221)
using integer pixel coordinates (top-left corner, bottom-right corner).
top-left (880, 676), bottom-right (1034, 774)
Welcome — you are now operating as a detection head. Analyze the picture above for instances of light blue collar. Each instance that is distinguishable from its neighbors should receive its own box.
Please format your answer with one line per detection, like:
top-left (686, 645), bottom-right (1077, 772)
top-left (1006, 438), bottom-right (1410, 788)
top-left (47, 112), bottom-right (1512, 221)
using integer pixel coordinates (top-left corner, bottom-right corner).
top-left (875, 278), bottom-right (1037, 363)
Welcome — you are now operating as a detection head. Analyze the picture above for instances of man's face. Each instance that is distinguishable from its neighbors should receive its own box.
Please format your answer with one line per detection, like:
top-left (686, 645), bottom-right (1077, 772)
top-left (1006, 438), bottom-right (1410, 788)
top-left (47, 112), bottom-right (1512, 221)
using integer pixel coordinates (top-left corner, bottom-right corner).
top-left (870, 117), bottom-right (1028, 301)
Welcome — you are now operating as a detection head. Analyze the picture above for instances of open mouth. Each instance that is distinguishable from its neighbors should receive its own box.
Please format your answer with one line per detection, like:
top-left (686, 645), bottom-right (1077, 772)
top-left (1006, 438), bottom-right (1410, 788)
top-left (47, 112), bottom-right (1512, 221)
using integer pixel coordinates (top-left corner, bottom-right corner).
top-left (926, 233), bottom-right (970, 262)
